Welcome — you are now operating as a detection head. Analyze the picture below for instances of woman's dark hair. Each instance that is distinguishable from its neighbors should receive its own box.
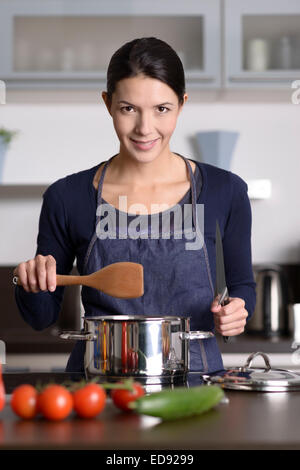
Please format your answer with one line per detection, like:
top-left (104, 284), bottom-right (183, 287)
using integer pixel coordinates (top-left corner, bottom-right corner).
top-left (106, 37), bottom-right (186, 106)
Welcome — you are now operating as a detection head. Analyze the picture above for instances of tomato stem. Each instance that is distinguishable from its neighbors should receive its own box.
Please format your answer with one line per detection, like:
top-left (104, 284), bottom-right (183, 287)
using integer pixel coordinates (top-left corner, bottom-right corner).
top-left (100, 382), bottom-right (134, 392)
top-left (91, 377), bottom-right (136, 392)
top-left (29, 378), bottom-right (138, 394)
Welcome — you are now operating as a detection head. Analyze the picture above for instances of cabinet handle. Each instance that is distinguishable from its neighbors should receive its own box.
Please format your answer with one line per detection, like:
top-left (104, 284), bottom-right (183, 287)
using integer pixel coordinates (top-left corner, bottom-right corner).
top-left (187, 75), bottom-right (215, 83)
top-left (229, 75), bottom-right (298, 82)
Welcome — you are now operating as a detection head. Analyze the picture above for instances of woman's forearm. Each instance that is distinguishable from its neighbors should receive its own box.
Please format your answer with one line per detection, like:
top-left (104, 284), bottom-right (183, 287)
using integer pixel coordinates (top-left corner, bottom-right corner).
top-left (14, 284), bottom-right (64, 331)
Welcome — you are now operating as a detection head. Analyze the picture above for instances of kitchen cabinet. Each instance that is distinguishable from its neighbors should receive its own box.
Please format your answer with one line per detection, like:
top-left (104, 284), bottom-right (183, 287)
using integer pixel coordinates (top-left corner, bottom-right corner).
top-left (0, 265), bottom-right (81, 354)
top-left (1, 0), bottom-right (299, 91)
top-left (224, 0), bottom-right (300, 89)
top-left (0, 0), bottom-right (221, 90)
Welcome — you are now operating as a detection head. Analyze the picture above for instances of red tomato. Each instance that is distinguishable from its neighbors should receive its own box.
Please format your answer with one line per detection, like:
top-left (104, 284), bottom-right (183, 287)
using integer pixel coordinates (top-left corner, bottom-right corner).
top-left (11, 384), bottom-right (38, 419)
top-left (38, 385), bottom-right (73, 421)
top-left (73, 383), bottom-right (106, 419)
top-left (111, 382), bottom-right (145, 412)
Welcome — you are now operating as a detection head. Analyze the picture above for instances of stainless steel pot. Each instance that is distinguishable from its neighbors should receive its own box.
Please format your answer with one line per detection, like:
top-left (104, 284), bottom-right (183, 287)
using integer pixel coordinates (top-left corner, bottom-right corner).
top-left (60, 315), bottom-right (214, 385)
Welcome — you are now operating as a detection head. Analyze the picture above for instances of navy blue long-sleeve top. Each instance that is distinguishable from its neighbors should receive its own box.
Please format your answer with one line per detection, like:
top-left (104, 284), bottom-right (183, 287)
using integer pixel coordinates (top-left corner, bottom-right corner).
top-left (15, 157), bottom-right (256, 331)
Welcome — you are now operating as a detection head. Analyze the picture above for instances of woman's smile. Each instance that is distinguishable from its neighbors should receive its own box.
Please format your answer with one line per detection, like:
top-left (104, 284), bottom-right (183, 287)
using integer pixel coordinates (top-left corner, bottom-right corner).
top-left (130, 137), bottom-right (160, 151)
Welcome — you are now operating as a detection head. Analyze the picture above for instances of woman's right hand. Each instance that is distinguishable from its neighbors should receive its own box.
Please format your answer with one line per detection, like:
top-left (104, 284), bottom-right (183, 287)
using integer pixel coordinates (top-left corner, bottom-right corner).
top-left (13, 254), bottom-right (57, 293)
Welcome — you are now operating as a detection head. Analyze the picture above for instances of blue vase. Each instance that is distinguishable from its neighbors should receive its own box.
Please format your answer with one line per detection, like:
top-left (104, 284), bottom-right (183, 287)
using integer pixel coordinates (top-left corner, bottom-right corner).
top-left (195, 130), bottom-right (239, 171)
top-left (0, 137), bottom-right (7, 182)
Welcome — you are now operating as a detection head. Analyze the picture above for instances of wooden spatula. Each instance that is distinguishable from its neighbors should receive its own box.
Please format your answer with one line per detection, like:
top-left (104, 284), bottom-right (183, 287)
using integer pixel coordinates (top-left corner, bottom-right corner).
top-left (57, 262), bottom-right (144, 299)
top-left (14, 262), bottom-right (144, 299)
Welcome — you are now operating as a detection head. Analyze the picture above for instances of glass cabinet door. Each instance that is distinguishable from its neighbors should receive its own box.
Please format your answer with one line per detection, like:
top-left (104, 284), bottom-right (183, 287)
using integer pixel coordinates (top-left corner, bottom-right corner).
top-left (225, 0), bottom-right (300, 88)
top-left (0, 0), bottom-right (221, 90)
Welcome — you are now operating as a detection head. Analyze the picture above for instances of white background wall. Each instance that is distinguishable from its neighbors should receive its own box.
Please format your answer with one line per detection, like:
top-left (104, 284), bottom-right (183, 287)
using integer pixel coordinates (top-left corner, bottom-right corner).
top-left (1, 89), bottom-right (299, 266)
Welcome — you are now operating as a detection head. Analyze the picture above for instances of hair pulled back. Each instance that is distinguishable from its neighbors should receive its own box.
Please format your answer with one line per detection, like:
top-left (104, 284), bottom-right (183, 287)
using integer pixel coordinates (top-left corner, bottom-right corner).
top-left (106, 37), bottom-right (186, 106)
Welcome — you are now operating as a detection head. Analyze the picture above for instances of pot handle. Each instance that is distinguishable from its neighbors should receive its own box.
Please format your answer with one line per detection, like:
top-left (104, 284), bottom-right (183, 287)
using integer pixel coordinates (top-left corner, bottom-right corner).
top-left (241, 351), bottom-right (271, 372)
top-left (59, 331), bottom-right (97, 341)
top-left (180, 331), bottom-right (214, 340)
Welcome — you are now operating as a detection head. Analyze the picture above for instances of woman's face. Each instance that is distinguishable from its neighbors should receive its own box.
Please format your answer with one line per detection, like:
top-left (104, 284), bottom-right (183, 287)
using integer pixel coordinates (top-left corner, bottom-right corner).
top-left (102, 75), bottom-right (187, 162)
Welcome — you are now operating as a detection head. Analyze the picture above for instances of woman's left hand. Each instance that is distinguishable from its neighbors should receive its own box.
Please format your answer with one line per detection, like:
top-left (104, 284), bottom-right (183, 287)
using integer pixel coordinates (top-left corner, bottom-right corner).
top-left (211, 297), bottom-right (248, 337)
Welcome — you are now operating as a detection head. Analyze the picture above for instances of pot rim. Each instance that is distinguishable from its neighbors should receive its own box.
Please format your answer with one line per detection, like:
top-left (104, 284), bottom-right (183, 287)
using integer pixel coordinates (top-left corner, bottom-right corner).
top-left (82, 315), bottom-right (190, 322)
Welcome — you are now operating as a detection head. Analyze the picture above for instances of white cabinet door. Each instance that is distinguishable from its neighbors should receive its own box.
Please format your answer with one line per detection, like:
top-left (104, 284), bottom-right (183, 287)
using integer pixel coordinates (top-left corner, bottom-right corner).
top-left (0, 0), bottom-right (221, 90)
top-left (225, 0), bottom-right (300, 89)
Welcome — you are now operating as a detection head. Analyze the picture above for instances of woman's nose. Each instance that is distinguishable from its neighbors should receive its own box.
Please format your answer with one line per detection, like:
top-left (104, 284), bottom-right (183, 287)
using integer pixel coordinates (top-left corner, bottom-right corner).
top-left (134, 112), bottom-right (153, 136)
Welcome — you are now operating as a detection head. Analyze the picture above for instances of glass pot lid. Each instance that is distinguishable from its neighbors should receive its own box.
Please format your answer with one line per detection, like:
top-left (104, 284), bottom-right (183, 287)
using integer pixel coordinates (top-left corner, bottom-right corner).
top-left (204, 352), bottom-right (300, 392)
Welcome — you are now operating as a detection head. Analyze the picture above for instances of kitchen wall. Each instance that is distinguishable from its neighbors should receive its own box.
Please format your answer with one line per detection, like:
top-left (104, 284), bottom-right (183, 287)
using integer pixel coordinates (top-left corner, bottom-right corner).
top-left (0, 89), bottom-right (300, 266)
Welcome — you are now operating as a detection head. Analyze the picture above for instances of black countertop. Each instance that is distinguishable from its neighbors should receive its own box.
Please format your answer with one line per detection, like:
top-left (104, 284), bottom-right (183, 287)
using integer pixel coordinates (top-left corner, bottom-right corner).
top-left (2, 371), bottom-right (300, 450)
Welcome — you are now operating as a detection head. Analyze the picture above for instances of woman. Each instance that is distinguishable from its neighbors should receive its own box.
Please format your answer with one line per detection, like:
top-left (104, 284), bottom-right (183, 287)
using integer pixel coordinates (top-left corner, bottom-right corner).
top-left (14, 37), bottom-right (256, 374)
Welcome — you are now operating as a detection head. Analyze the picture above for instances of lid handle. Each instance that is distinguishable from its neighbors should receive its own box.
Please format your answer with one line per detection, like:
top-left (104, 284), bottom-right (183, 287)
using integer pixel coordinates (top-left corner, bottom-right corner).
top-left (241, 351), bottom-right (271, 372)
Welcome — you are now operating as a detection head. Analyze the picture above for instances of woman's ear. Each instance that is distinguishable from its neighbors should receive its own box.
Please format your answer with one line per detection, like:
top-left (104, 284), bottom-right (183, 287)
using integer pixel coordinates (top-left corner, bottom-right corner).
top-left (102, 91), bottom-right (112, 115)
top-left (178, 93), bottom-right (188, 115)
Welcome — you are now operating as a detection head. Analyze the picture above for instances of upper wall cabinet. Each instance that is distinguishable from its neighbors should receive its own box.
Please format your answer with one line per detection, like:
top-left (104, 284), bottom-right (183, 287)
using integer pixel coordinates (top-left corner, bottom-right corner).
top-left (0, 0), bottom-right (221, 90)
top-left (225, 0), bottom-right (300, 89)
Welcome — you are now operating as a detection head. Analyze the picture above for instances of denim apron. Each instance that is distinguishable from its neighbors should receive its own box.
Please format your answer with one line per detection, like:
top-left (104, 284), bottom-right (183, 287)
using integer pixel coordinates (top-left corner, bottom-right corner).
top-left (66, 153), bottom-right (224, 374)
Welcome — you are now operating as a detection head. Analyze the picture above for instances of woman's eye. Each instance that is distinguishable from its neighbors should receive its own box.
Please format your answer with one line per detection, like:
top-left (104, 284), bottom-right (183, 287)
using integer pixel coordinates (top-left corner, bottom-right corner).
top-left (157, 106), bottom-right (169, 113)
top-left (121, 106), bottom-right (133, 112)
top-left (120, 106), bottom-right (170, 113)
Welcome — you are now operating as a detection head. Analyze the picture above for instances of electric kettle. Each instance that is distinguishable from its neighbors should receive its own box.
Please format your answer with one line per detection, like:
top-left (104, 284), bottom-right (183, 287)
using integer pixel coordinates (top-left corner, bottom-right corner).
top-left (246, 265), bottom-right (290, 337)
